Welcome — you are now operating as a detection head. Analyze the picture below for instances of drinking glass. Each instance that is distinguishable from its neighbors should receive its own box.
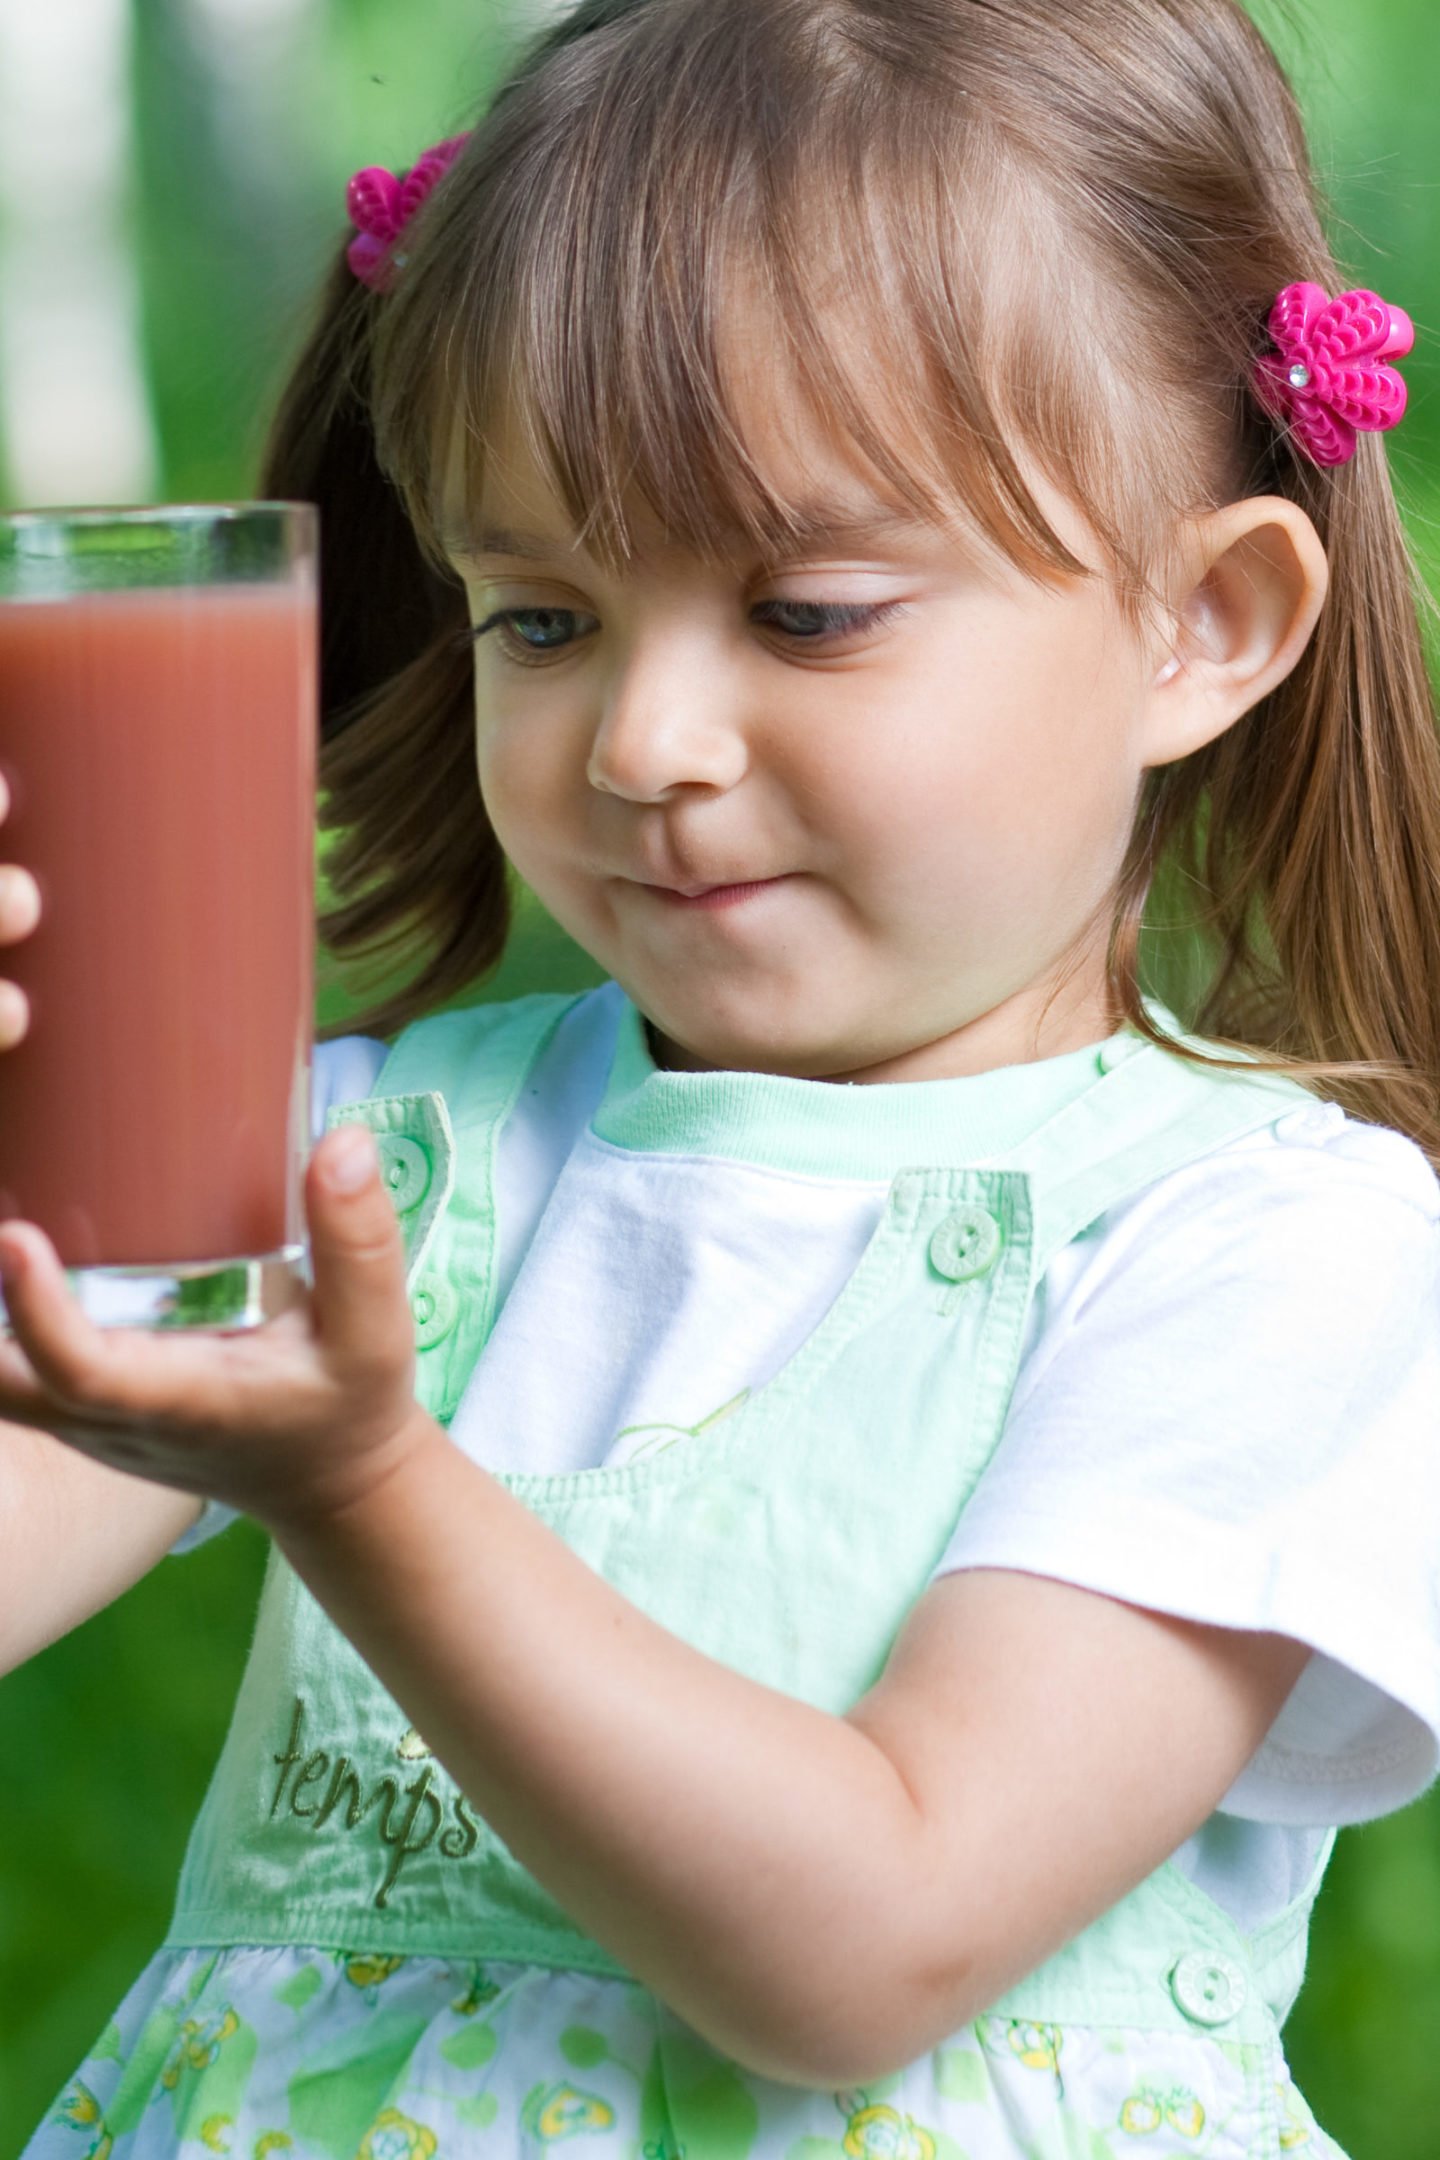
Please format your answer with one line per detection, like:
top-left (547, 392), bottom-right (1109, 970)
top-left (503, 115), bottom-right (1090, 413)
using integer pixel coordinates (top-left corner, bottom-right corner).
top-left (0, 504), bottom-right (317, 1330)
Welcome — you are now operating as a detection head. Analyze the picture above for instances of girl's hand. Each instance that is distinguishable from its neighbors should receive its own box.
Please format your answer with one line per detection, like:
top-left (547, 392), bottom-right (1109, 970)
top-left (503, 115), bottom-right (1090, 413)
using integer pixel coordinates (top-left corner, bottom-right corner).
top-left (0, 769), bottom-right (42, 1049)
top-left (0, 1128), bottom-right (435, 1536)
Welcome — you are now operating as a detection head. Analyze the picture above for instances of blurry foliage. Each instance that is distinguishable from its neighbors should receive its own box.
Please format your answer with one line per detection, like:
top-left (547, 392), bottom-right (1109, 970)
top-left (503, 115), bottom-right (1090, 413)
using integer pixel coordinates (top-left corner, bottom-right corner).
top-left (130, 0), bottom-right (516, 502)
top-left (1, 0), bottom-right (1438, 2153)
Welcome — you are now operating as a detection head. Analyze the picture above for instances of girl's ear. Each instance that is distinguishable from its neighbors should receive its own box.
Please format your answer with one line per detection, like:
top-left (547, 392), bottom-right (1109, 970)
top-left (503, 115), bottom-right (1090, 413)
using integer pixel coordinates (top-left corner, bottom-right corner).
top-left (1141, 496), bottom-right (1329, 769)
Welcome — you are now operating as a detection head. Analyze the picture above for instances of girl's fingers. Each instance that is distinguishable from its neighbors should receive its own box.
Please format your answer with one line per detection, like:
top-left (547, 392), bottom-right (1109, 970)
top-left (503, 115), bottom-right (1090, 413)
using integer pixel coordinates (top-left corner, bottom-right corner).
top-left (0, 1133), bottom-right (414, 1464)
top-left (0, 870), bottom-right (41, 1047)
top-left (0, 1320), bottom-right (61, 1430)
top-left (0, 980), bottom-right (29, 1048)
top-left (0, 866), bottom-right (42, 942)
top-left (305, 1128), bottom-right (414, 1367)
top-left (0, 1224), bottom-right (234, 1429)
top-left (0, 1224), bottom-right (159, 1421)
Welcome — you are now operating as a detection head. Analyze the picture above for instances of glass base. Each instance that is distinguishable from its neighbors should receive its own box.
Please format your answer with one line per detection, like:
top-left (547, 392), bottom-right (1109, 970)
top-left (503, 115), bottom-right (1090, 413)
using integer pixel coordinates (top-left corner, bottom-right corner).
top-left (1, 1244), bottom-right (311, 1334)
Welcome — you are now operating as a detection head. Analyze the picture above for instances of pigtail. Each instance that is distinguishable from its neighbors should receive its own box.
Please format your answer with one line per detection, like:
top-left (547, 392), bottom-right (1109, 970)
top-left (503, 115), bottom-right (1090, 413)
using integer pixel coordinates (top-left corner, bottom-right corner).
top-left (252, 5), bottom-right (661, 1044)
top-left (1222, 452), bottom-right (1440, 1138)
top-left (255, 254), bottom-right (506, 1044)
top-left (1066, 0), bottom-right (1440, 1167)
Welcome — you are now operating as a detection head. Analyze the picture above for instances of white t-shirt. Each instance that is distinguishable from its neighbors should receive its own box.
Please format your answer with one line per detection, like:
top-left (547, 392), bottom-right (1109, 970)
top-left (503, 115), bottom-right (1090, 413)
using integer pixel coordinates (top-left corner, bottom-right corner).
top-left (177, 981), bottom-right (1440, 1934)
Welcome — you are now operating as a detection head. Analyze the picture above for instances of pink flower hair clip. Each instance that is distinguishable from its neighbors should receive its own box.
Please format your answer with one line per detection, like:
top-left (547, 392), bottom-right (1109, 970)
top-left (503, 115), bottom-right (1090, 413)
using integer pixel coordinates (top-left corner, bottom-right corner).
top-left (345, 134), bottom-right (470, 294)
top-left (1253, 281), bottom-right (1415, 469)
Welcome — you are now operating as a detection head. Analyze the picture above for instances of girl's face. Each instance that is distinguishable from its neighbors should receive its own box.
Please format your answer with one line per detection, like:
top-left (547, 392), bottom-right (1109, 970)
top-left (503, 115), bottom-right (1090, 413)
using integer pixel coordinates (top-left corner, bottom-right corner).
top-left (443, 374), bottom-right (1168, 1083)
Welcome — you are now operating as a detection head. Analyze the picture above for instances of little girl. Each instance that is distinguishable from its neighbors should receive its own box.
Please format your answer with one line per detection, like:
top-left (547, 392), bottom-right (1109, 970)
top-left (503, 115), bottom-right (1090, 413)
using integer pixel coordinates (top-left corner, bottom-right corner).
top-left (5, 1), bottom-right (1440, 2154)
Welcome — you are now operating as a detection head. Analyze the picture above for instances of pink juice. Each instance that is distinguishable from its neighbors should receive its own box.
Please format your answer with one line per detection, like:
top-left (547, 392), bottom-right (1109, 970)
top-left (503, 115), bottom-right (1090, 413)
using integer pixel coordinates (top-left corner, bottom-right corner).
top-left (0, 582), bottom-right (315, 1267)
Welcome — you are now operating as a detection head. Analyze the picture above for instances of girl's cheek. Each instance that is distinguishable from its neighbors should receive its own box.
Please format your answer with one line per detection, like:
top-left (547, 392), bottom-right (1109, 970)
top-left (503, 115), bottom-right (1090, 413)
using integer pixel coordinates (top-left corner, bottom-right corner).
top-left (476, 729), bottom-right (580, 890)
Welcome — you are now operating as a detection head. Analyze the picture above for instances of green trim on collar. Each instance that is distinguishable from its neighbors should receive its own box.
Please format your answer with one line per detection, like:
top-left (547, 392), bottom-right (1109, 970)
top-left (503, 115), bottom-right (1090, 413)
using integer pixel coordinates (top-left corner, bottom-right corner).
top-left (591, 993), bottom-right (1183, 1178)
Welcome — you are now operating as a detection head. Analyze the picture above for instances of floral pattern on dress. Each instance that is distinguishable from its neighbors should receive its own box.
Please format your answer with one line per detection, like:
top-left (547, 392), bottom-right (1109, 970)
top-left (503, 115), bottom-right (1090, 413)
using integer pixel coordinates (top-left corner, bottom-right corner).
top-left (23, 1944), bottom-right (1349, 2160)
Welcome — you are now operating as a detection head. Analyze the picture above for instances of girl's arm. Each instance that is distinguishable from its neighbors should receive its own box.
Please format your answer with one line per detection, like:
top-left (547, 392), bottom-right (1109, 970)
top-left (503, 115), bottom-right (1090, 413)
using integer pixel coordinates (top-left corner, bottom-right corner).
top-left (0, 1423), bottom-right (203, 1674)
top-left (0, 1134), bottom-right (1309, 2087)
top-left (281, 1436), bottom-right (1309, 2089)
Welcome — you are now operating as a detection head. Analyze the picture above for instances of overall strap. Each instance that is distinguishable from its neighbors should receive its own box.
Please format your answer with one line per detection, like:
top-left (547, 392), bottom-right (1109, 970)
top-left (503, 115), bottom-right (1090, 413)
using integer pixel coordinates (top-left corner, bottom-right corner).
top-left (372, 989), bottom-right (586, 1127)
top-left (324, 990), bottom-right (585, 1292)
top-left (1011, 1032), bottom-right (1317, 1271)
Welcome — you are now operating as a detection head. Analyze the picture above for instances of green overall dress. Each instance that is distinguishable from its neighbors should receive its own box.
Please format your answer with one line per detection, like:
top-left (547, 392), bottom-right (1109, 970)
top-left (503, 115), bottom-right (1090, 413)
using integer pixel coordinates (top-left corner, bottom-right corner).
top-left (44, 991), bottom-right (1347, 2160)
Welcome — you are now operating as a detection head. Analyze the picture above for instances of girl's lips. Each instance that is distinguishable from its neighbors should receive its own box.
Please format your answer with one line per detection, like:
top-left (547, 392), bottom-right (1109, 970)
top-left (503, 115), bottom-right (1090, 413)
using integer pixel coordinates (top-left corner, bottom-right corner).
top-left (640, 876), bottom-right (791, 911)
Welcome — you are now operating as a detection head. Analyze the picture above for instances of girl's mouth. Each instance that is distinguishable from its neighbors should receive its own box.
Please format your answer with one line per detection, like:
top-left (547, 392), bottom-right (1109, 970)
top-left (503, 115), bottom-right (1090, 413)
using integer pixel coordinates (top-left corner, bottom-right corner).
top-left (641, 877), bottom-right (792, 912)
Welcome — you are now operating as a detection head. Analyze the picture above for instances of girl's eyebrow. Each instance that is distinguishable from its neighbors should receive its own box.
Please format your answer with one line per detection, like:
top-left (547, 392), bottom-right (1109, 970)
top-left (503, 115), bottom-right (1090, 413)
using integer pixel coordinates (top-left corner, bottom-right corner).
top-left (769, 504), bottom-right (931, 552)
top-left (441, 499), bottom-right (955, 569)
top-left (442, 524), bottom-right (572, 564)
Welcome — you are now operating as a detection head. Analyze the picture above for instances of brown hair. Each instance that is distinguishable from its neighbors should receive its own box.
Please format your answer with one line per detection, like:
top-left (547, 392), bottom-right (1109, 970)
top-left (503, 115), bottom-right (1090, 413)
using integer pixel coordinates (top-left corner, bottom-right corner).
top-left (262, 0), bottom-right (1440, 1163)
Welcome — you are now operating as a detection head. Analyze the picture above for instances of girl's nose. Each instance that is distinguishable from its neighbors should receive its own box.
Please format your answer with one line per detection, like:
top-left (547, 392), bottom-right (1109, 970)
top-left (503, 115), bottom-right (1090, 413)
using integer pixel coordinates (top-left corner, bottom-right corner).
top-left (586, 648), bottom-right (749, 801)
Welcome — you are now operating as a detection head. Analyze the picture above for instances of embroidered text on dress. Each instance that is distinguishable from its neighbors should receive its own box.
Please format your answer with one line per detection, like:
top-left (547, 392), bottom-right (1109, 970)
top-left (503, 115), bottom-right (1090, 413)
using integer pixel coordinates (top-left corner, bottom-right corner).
top-left (268, 1696), bottom-right (480, 1909)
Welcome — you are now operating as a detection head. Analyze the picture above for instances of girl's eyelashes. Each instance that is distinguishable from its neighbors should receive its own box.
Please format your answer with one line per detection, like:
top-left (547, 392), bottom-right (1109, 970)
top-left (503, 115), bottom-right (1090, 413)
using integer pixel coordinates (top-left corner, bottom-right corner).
top-left (471, 607), bottom-right (597, 661)
top-left (754, 599), bottom-right (909, 642)
top-left (469, 598), bottom-right (909, 664)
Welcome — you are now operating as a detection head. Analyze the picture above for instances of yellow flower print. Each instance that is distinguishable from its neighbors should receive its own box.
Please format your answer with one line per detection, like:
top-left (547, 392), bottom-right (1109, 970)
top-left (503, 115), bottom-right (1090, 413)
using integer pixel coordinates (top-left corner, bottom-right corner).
top-left (343, 1954), bottom-right (408, 1990)
top-left (520, 2083), bottom-right (617, 2141)
top-left (610, 1389), bottom-right (751, 1463)
top-left (1167, 2094), bottom-right (1205, 2139)
top-left (840, 2100), bottom-right (938, 2159)
top-left (452, 1966), bottom-right (502, 2016)
top-left (357, 2109), bottom-right (438, 2160)
top-left (200, 2118), bottom-right (233, 2154)
top-left (54, 2085), bottom-right (112, 2160)
top-left (56, 2086), bottom-right (103, 2131)
top-left (1119, 2088), bottom-right (1205, 2139)
top-left (160, 2010), bottom-right (240, 2089)
top-left (396, 1729), bottom-right (433, 1762)
top-left (1007, 2022), bottom-right (1063, 2074)
top-left (254, 2138), bottom-right (294, 2160)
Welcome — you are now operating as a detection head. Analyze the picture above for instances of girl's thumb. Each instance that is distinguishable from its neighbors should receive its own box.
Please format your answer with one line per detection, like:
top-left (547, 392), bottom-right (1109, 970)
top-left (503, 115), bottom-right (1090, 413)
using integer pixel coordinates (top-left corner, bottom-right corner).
top-left (325, 1125), bottom-right (381, 1194)
top-left (307, 1126), bottom-right (410, 1348)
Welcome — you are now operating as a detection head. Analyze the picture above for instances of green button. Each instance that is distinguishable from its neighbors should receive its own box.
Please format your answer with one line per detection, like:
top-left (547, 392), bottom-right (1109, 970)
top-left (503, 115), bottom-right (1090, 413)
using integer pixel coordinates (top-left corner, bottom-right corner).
top-left (1170, 1951), bottom-right (1248, 2026)
top-left (411, 1276), bottom-right (459, 1351)
top-left (929, 1206), bottom-right (1002, 1284)
top-left (379, 1135), bottom-right (432, 1214)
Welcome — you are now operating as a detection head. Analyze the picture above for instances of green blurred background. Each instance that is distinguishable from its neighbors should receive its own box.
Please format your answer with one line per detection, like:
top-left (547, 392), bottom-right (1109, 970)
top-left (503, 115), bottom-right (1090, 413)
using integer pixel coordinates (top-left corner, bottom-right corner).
top-left (0, 0), bottom-right (1437, 2152)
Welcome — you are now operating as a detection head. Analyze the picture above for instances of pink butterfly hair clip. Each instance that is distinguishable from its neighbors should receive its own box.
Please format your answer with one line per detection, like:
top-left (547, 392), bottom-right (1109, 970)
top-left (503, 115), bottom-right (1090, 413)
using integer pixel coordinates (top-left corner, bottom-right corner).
top-left (1252, 281), bottom-right (1415, 469)
top-left (345, 134), bottom-right (471, 294)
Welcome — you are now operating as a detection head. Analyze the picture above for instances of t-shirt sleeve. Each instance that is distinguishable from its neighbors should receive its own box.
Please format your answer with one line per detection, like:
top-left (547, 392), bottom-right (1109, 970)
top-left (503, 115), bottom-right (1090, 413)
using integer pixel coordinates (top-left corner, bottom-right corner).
top-left (929, 1109), bottom-right (1440, 1825)
top-left (169, 1032), bottom-right (389, 1558)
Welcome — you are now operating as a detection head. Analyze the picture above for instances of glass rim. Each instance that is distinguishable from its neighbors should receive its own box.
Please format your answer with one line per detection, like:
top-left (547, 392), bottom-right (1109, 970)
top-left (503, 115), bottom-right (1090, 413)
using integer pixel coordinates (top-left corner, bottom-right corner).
top-left (0, 501), bottom-right (315, 529)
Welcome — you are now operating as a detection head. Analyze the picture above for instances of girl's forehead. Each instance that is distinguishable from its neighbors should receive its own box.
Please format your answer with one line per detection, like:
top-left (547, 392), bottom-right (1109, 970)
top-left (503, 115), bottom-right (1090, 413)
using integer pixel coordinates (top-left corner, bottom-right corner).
top-left (447, 441), bottom-right (965, 578)
top-left (439, 268), bottom-right (934, 550)
top-left (426, 237), bottom-right (1117, 589)
top-left (439, 388), bottom-right (1102, 590)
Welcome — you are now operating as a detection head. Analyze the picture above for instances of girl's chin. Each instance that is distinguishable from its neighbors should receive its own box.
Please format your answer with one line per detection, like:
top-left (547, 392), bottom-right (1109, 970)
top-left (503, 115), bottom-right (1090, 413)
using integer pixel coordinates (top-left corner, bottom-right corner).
top-left (641, 1010), bottom-right (885, 1081)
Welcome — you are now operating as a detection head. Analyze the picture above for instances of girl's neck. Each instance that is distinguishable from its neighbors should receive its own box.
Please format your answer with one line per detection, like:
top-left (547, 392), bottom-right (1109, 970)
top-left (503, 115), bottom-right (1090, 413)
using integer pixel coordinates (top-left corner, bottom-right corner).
top-left (642, 993), bottom-right (1129, 1086)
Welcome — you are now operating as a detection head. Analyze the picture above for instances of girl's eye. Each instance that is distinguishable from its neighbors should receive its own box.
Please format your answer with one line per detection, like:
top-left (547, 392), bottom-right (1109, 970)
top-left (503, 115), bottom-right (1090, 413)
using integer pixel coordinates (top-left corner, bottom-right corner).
top-left (470, 598), bottom-right (906, 664)
top-left (752, 600), bottom-right (906, 643)
top-left (472, 608), bottom-right (598, 661)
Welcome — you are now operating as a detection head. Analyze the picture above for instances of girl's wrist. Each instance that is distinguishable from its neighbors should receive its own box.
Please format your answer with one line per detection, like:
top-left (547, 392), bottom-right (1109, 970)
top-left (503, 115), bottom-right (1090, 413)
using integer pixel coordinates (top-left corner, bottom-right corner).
top-left (261, 1402), bottom-right (450, 1549)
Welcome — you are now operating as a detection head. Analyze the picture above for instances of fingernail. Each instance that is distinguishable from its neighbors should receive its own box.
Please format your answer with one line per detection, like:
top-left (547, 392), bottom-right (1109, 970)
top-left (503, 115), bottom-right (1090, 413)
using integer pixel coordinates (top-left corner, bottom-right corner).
top-left (327, 1126), bottom-right (377, 1192)
top-left (0, 1237), bottom-right (26, 1290)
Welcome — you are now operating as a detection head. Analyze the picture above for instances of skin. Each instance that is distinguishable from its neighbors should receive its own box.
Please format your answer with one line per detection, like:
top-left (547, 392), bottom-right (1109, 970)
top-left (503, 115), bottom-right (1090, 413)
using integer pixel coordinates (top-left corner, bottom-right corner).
top-left (0, 348), bottom-right (1333, 2084)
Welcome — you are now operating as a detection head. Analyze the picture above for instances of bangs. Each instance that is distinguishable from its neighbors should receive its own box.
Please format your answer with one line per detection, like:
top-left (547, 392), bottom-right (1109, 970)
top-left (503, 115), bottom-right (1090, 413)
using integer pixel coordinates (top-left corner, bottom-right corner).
top-left (369, 0), bottom-right (1161, 598)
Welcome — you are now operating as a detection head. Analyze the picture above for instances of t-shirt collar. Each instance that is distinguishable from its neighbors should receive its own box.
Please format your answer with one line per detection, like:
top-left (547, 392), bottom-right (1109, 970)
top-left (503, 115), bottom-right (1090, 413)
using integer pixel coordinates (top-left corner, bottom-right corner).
top-left (591, 990), bottom-right (1179, 1177)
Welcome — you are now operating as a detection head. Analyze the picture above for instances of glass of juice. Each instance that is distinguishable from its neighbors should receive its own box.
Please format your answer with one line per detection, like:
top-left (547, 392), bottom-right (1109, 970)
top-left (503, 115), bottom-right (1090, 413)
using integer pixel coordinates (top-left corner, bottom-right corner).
top-left (0, 503), bottom-right (317, 1331)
